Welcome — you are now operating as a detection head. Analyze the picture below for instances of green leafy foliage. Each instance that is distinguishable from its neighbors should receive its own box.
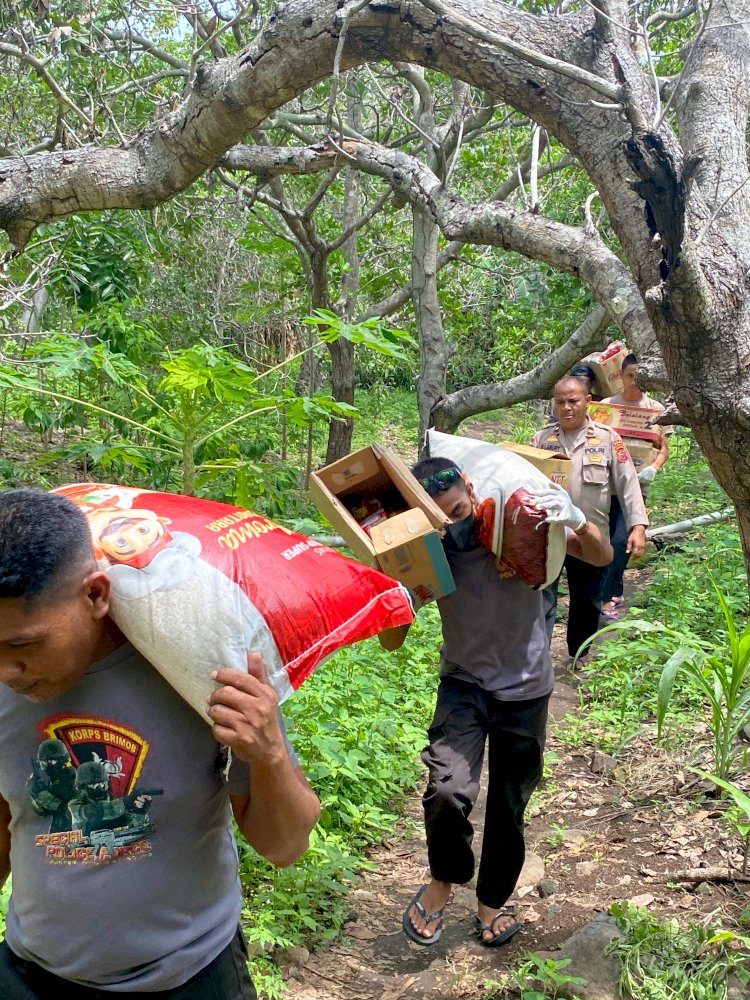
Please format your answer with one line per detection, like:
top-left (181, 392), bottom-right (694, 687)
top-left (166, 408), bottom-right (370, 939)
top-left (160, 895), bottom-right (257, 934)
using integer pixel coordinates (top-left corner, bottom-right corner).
top-left (238, 608), bottom-right (441, 980)
top-left (486, 953), bottom-right (586, 999)
top-left (0, 878), bottom-right (9, 939)
top-left (609, 902), bottom-right (750, 1000)
top-left (303, 310), bottom-right (417, 361)
top-left (0, 322), bottom-right (405, 507)
top-left (654, 574), bottom-right (750, 782)
top-left (556, 445), bottom-right (743, 759)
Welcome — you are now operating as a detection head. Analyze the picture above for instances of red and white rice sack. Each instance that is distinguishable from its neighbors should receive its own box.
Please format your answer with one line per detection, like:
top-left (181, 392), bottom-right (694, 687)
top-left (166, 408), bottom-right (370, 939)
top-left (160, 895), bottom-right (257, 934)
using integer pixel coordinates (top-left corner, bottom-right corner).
top-left (426, 431), bottom-right (566, 589)
top-left (54, 484), bottom-right (415, 721)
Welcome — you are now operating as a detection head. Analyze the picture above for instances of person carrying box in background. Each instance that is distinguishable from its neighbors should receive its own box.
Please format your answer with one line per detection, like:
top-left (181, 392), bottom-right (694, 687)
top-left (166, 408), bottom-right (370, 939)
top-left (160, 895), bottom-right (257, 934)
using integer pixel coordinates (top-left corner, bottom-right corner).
top-left (599, 353), bottom-right (671, 618)
top-left (0, 488), bottom-right (320, 1000)
top-left (381, 459), bottom-right (611, 949)
top-left (531, 377), bottom-right (648, 666)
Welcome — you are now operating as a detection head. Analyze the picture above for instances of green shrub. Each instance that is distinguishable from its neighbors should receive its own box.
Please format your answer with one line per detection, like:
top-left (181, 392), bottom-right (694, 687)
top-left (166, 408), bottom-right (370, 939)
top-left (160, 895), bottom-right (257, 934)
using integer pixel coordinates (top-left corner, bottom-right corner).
top-left (609, 901), bottom-right (750, 999)
top-left (239, 608), bottom-right (442, 977)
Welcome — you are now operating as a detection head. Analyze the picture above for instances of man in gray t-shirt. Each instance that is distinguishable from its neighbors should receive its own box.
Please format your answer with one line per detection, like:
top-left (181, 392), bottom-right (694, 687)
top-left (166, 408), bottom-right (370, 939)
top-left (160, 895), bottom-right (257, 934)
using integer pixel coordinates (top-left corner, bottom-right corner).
top-left (387, 458), bottom-right (611, 949)
top-left (0, 489), bottom-right (320, 998)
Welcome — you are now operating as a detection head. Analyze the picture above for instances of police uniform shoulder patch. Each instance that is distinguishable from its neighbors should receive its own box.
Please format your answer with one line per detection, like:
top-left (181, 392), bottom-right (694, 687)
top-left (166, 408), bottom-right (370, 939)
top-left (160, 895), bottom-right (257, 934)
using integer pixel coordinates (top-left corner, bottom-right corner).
top-left (614, 438), bottom-right (629, 463)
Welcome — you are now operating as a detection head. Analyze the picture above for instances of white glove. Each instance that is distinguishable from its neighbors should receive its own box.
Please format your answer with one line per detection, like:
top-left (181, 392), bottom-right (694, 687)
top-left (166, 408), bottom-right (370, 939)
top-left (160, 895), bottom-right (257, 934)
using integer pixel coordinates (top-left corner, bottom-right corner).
top-left (638, 465), bottom-right (657, 483)
top-left (529, 481), bottom-right (586, 532)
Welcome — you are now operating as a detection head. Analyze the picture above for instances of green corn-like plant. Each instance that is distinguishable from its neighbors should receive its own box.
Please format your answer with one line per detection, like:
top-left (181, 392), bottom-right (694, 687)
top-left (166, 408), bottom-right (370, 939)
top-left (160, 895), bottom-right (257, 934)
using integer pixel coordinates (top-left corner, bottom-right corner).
top-left (657, 575), bottom-right (750, 782)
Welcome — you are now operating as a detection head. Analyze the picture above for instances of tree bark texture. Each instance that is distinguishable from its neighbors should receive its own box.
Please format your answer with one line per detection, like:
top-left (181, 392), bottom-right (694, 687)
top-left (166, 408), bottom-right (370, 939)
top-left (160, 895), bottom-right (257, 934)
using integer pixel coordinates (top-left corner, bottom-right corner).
top-left (325, 163), bottom-right (360, 464)
top-left (4, 0), bottom-right (750, 572)
top-left (412, 203), bottom-right (450, 452)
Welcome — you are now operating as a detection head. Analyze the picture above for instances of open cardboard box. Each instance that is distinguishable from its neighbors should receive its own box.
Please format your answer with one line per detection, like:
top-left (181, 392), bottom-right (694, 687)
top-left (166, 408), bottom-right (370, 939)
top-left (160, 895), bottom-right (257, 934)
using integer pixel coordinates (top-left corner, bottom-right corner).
top-left (581, 343), bottom-right (628, 397)
top-left (587, 401), bottom-right (663, 442)
top-left (310, 443), bottom-right (455, 605)
top-left (498, 441), bottom-right (571, 490)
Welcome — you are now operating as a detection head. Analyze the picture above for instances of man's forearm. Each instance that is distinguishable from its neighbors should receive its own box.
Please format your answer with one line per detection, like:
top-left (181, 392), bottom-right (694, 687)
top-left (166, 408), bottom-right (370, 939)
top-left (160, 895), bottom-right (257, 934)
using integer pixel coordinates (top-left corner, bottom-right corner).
top-left (568, 520), bottom-right (613, 567)
top-left (233, 758), bottom-right (320, 868)
top-left (378, 623), bottom-right (410, 651)
top-left (652, 437), bottom-right (670, 471)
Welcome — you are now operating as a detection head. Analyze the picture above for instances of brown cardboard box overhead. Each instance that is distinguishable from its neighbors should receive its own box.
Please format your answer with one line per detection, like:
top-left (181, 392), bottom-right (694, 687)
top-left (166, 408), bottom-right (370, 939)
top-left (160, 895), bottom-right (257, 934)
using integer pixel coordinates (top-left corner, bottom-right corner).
top-left (310, 443), bottom-right (449, 564)
top-left (587, 402), bottom-right (663, 443)
top-left (310, 444), bottom-right (455, 604)
top-left (580, 343), bottom-right (627, 397)
top-left (498, 441), bottom-right (571, 490)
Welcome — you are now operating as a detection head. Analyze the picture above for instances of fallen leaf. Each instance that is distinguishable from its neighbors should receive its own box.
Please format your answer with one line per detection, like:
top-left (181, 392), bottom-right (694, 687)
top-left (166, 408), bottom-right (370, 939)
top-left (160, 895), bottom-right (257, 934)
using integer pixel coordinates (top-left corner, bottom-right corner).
top-left (582, 807), bottom-right (600, 817)
top-left (628, 893), bottom-right (654, 907)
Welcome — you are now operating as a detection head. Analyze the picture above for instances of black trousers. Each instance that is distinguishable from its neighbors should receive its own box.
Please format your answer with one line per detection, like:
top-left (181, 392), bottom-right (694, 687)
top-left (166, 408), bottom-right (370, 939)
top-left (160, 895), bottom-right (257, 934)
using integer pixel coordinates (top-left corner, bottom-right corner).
top-left (601, 498), bottom-right (630, 603)
top-left (421, 677), bottom-right (549, 910)
top-left (0, 927), bottom-right (256, 999)
top-left (543, 554), bottom-right (607, 657)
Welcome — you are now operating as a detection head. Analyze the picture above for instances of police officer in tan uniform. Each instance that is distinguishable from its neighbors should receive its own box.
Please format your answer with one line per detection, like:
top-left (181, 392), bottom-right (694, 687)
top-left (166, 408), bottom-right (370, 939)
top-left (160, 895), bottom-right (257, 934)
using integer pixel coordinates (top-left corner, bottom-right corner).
top-left (531, 377), bottom-right (648, 664)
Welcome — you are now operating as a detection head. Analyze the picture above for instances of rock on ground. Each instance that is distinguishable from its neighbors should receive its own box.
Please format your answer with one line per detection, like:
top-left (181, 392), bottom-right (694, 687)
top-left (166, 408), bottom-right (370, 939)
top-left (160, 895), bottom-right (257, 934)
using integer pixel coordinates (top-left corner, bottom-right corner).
top-left (552, 913), bottom-right (625, 1000)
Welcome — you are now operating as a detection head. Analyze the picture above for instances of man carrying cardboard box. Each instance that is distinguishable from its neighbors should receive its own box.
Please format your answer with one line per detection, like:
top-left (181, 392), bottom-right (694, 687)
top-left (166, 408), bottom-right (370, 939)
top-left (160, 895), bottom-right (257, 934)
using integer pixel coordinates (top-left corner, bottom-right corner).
top-left (531, 377), bottom-right (648, 664)
top-left (381, 461), bottom-right (611, 949)
top-left (599, 353), bottom-right (671, 618)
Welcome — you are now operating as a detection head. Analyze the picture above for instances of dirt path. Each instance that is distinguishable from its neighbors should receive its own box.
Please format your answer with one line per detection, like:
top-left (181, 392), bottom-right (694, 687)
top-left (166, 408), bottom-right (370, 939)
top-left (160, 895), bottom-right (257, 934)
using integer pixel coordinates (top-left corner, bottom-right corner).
top-left (286, 577), bottom-right (750, 999)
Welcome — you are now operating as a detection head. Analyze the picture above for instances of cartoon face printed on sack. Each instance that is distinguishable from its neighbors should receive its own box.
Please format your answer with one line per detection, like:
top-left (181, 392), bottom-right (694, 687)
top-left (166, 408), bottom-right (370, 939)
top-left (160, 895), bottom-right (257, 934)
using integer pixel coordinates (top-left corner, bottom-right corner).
top-left (88, 508), bottom-right (173, 568)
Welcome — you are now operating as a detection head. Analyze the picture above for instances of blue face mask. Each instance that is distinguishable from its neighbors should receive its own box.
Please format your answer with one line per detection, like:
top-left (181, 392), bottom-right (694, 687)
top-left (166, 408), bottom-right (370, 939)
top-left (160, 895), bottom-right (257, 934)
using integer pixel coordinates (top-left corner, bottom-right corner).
top-left (445, 511), bottom-right (476, 551)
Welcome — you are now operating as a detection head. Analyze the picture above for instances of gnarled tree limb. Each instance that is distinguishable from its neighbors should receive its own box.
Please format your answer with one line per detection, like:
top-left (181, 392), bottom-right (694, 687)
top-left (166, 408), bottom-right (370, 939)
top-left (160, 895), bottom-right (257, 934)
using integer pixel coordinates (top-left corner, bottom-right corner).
top-left (431, 303), bottom-right (612, 431)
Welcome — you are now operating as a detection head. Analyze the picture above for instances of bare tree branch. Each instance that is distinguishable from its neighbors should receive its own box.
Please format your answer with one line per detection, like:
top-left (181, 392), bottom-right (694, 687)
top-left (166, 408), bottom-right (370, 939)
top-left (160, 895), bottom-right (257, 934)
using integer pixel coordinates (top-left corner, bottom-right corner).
top-left (223, 137), bottom-right (651, 349)
top-left (0, 43), bottom-right (93, 127)
top-left (431, 304), bottom-right (613, 431)
top-left (417, 0), bottom-right (622, 101)
top-left (0, 0), bottom-right (617, 251)
top-left (99, 26), bottom-right (189, 71)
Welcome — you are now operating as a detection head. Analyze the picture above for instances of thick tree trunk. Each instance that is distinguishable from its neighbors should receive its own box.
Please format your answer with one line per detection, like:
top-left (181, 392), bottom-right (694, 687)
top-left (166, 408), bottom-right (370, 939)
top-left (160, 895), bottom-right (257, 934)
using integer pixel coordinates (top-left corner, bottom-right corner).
top-left (325, 157), bottom-right (360, 463)
top-left (324, 337), bottom-right (355, 463)
top-left (735, 502), bottom-right (750, 588)
top-left (22, 286), bottom-right (48, 337)
top-left (412, 204), bottom-right (451, 453)
top-left (295, 247), bottom-right (329, 397)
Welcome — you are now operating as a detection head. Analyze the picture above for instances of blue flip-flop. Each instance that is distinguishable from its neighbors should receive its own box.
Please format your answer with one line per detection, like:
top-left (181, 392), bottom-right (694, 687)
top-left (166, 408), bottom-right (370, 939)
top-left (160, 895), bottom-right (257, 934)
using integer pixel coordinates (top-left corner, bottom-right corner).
top-left (474, 907), bottom-right (521, 948)
top-left (402, 885), bottom-right (448, 946)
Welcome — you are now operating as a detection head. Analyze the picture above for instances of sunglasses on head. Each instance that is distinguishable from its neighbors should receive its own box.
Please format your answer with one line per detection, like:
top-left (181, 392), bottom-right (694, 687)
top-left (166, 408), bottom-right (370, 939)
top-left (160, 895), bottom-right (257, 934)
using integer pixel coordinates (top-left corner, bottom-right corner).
top-left (419, 467), bottom-right (461, 497)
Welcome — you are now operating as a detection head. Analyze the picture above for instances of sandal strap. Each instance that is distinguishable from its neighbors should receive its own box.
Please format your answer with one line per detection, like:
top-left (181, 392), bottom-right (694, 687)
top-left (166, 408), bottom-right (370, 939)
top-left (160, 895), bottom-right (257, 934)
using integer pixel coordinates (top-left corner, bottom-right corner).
top-left (477, 906), bottom-right (516, 932)
top-left (413, 896), bottom-right (447, 924)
